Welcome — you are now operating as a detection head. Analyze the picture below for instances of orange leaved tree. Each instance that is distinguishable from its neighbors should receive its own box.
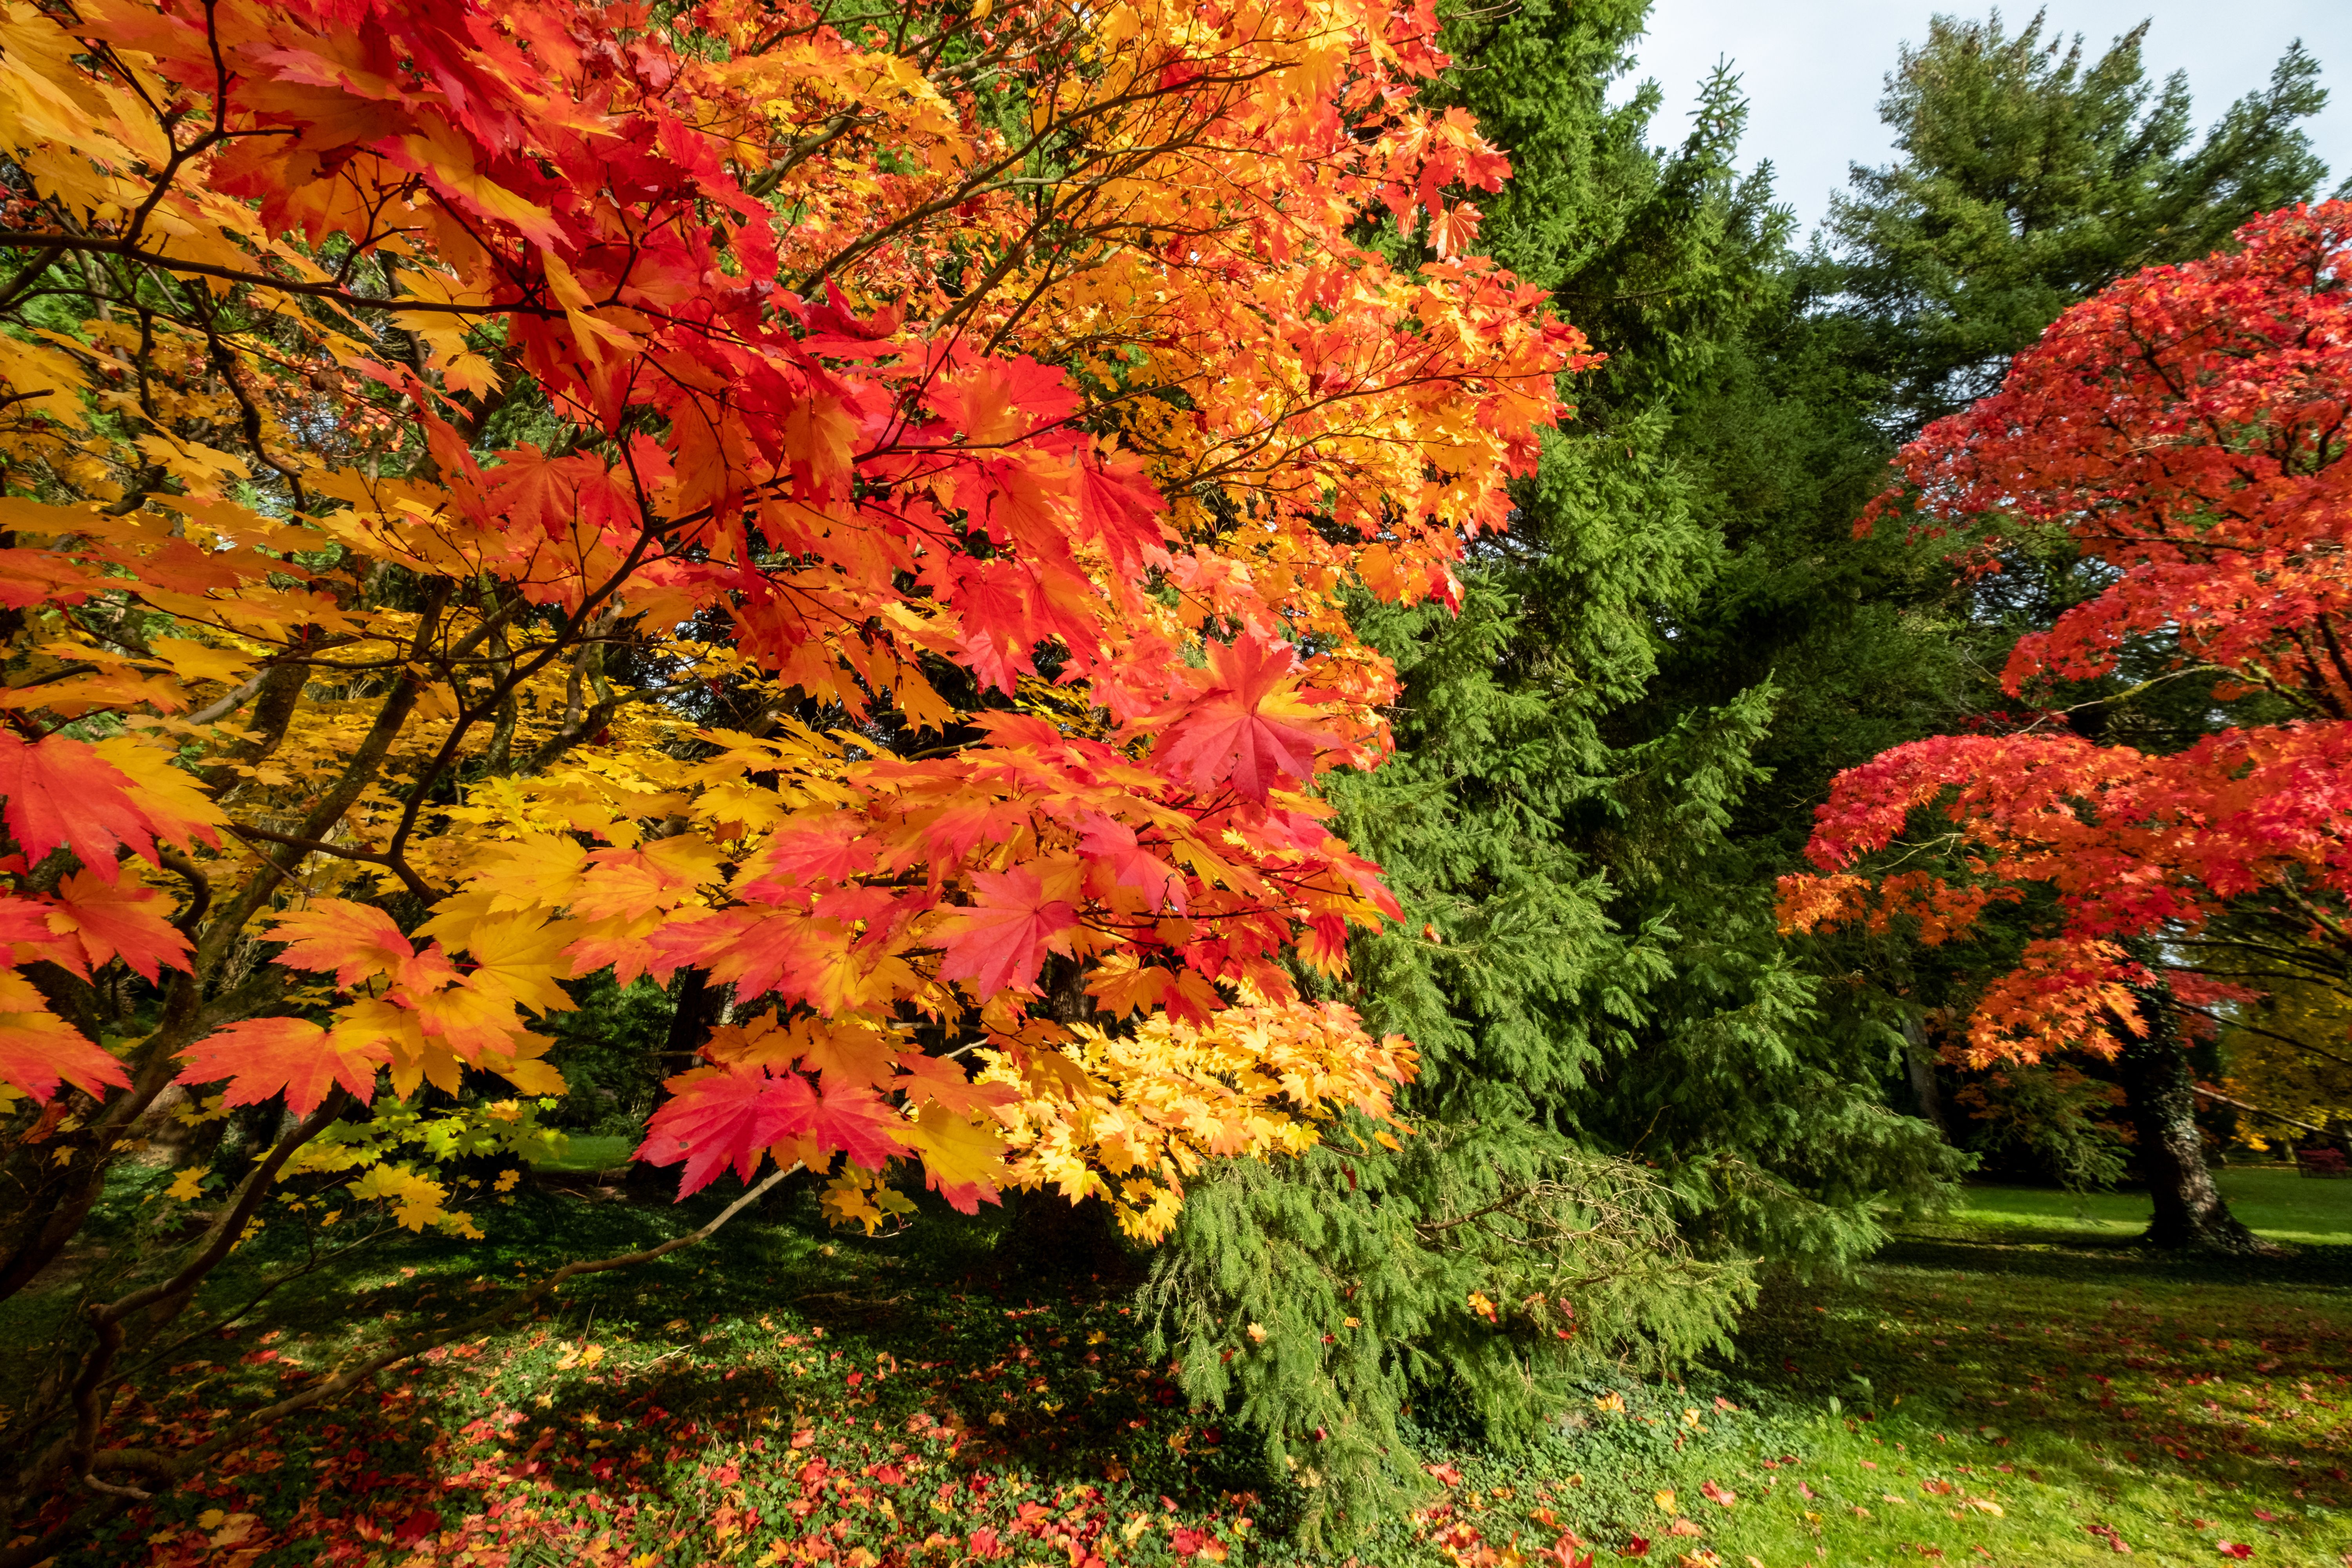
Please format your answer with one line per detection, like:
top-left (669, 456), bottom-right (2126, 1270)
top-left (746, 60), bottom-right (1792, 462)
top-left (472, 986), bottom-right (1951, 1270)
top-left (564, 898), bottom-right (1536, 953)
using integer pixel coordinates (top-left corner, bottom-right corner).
top-left (0, 0), bottom-right (1580, 1540)
top-left (1781, 201), bottom-right (2352, 1252)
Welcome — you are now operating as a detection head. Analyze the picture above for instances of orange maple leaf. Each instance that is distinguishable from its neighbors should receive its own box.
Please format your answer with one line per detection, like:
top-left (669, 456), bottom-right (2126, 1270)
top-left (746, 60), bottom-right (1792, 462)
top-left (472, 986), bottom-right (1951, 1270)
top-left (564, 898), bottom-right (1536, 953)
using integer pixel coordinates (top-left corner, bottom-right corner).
top-left (269, 901), bottom-right (420, 989)
top-left (895, 1050), bottom-right (1018, 1116)
top-left (0, 968), bottom-right (129, 1101)
top-left (1079, 814), bottom-right (1186, 913)
top-left (37, 871), bottom-right (192, 981)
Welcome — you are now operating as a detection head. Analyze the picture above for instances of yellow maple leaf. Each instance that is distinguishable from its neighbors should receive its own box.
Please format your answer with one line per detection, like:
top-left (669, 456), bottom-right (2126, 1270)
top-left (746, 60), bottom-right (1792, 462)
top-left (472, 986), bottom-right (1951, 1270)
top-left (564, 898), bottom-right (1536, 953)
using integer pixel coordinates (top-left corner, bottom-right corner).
top-left (346, 1164), bottom-right (450, 1232)
top-left (148, 637), bottom-right (257, 686)
top-left (431, 910), bottom-right (577, 1016)
top-left (891, 1101), bottom-right (1008, 1200)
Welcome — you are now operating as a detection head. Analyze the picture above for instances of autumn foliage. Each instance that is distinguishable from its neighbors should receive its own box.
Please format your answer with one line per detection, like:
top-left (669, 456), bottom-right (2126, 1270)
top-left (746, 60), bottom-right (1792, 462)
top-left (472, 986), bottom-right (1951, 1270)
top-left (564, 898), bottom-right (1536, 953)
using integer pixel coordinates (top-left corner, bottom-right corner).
top-left (1779, 201), bottom-right (2352, 1063)
top-left (0, 0), bottom-right (1583, 1263)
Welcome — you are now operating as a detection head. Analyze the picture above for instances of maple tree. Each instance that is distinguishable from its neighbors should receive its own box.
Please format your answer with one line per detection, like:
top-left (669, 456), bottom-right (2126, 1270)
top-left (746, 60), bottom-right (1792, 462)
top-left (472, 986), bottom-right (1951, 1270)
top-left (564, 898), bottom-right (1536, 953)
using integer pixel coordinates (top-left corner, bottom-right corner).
top-left (0, 0), bottom-right (1581, 1539)
top-left (1779, 200), bottom-right (2352, 1250)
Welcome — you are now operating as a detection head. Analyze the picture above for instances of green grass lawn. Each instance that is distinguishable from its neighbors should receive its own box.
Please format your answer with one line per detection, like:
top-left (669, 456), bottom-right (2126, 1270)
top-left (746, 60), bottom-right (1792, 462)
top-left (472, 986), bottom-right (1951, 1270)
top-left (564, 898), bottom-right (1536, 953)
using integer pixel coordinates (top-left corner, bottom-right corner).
top-left (526, 1131), bottom-right (641, 1173)
top-left (1414, 1231), bottom-right (2352, 1568)
top-left (14, 1167), bottom-right (2350, 1568)
top-left (1951, 1169), bottom-right (2352, 1247)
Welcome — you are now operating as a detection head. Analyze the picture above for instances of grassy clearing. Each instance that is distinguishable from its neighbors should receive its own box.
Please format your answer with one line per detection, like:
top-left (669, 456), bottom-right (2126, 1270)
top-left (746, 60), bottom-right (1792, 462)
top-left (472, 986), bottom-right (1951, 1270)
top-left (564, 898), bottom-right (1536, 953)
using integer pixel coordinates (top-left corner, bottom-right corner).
top-left (1417, 1226), bottom-right (2352, 1568)
top-left (1951, 1171), bottom-right (2352, 1248)
top-left (11, 1168), bottom-right (2350, 1568)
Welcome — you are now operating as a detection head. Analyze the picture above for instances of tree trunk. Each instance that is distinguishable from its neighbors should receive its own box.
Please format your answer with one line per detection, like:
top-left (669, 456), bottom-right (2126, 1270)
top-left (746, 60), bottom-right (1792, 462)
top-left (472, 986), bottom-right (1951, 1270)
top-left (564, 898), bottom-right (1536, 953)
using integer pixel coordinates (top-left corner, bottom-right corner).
top-left (1900, 1014), bottom-right (1948, 1136)
top-left (2114, 1002), bottom-right (2269, 1255)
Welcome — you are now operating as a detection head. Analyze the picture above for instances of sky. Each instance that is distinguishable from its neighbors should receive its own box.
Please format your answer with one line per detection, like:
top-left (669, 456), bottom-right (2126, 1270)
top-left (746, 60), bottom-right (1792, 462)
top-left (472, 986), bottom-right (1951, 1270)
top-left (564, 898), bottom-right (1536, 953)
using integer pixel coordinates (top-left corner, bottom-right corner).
top-left (1622, 1), bottom-right (2352, 237)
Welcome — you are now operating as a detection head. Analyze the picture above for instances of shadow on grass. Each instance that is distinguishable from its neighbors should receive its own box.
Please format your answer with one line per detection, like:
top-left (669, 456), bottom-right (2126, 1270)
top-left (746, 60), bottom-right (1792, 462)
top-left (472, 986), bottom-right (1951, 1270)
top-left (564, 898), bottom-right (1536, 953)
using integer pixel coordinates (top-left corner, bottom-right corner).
top-left (1696, 1213), bottom-right (2352, 1550)
top-left (1878, 1225), bottom-right (2352, 1289)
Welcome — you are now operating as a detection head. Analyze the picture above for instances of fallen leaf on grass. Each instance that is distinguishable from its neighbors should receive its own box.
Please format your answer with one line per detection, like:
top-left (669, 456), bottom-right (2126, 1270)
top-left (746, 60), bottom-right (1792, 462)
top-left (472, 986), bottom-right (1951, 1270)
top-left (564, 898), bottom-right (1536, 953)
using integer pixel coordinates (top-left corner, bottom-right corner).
top-left (2216, 1546), bottom-right (2252, 1561)
top-left (1700, 1480), bottom-right (1736, 1508)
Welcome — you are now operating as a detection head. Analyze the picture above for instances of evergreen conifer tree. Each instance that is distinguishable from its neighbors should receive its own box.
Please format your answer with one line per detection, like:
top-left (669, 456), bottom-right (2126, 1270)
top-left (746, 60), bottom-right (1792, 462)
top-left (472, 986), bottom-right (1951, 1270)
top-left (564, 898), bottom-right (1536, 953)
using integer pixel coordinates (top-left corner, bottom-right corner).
top-left (1828, 9), bottom-right (2333, 432)
top-left (1147, 3), bottom-right (1958, 1537)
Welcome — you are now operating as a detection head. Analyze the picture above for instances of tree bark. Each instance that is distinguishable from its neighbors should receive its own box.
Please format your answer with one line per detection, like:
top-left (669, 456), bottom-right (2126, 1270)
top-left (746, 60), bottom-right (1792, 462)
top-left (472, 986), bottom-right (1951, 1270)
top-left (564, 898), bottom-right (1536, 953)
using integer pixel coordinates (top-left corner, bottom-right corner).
top-left (2114, 1001), bottom-right (2269, 1254)
top-left (1900, 1014), bottom-right (1948, 1136)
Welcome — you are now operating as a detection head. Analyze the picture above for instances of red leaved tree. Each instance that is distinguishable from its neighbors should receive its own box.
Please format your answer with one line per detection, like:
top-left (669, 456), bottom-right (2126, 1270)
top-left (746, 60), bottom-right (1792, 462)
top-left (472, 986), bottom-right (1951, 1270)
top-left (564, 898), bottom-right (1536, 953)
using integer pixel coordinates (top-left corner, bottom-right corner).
top-left (1780, 200), bottom-right (2352, 1252)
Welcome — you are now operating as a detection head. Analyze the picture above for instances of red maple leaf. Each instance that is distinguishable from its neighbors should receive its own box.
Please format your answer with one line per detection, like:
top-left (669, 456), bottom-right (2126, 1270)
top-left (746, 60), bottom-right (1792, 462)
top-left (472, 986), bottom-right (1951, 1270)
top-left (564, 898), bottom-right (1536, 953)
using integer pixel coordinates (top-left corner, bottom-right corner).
top-left (636, 1062), bottom-right (808, 1196)
top-left (948, 557), bottom-right (1039, 695)
top-left (481, 443), bottom-right (594, 539)
top-left (174, 1016), bottom-right (389, 1116)
top-left (1079, 813), bottom-right (1186, 912)
top-left (753, 816), bottom-right (878, 887)
top-left (1076, 446), bottom-right (1167, 569)
top-left (932, 866), bottom-right (1078, 996)
top-left (1154, 632), bottom-right (1331, 800)
top-left (637, 1065), bottom-right (902, 1196)
top-left (1169, 1527), bottom-right (1218, 1560)
top-left (762, 1072), bottom-right (904, 1169)
top-left (0, 895), bottom-right (49, 947)
top-left (658, 906), bottom-right (829, 1005)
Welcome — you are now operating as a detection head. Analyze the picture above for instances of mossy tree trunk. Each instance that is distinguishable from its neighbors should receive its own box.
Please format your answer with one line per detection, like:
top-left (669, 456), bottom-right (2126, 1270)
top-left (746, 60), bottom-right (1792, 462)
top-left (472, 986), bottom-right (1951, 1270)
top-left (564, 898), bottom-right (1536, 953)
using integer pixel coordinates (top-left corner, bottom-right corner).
top-left (2115, 1002), bottom-right (2267, 1255)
